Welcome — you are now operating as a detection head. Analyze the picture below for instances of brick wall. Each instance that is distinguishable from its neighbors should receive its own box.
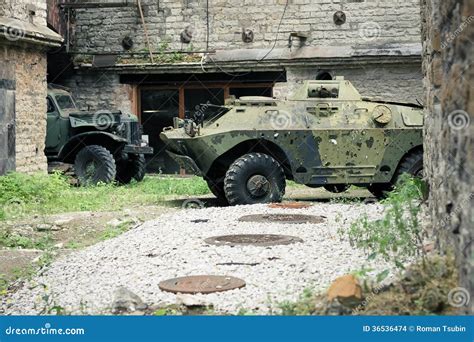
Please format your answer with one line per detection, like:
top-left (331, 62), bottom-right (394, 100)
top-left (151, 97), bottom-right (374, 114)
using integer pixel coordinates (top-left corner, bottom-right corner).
top-left (72, 0), bottom-right (421, 53)
top-left (421, 0), bottom-right (473, 313)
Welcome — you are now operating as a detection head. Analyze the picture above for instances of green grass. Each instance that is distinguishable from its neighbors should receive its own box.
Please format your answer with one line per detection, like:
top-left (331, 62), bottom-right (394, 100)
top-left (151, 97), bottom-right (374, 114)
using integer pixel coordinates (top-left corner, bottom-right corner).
top-left (100, 220), bottom-right (135, 241)
top-left (0, 229), bottom-right (52, 249)
top-left (0, 172), bottom-right (210, 221)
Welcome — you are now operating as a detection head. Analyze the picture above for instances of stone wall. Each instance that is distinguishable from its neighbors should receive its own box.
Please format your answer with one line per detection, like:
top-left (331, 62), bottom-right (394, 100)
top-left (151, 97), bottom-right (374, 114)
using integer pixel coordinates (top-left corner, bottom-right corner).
top-left (0, 44), bottom-right (49, 174)
top-left (286, 63), bottom-right (423, 103)
top-left (63, 73), bottom-right (133, 113)
top-left (0, 0), bottom-right (55, 174)
top-left (421, 0), bottom-right (473, 313)
top-left (72, 0), bottom-right (421, 53)
top-left (1, 0), bottom-right (47, 25)
top-left (13, 47), bottom-right (48, 173)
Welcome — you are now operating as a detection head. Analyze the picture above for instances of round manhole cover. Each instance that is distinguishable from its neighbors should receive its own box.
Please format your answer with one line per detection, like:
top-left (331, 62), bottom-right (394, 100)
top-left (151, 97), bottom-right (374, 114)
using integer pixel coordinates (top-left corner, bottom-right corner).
top-left (204, 234), bottom-right (303, 247)
top-left (268, 202), bottom-right (312, 209)
top-left (159, 275), bottom-right (246, 294)
top-left (238, 213), bottom-right (325, 224)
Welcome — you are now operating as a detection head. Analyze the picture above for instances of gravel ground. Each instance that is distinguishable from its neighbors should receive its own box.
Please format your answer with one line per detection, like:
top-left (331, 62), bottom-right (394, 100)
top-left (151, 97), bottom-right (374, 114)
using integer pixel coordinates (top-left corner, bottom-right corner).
top-left (2, 202), bottom-right (393, 315)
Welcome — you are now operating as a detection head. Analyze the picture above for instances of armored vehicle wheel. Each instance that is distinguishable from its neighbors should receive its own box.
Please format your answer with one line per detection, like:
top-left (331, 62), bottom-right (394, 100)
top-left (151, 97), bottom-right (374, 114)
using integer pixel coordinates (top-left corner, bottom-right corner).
top-left (75, 145), bottom-right (116, 186)
top-left (224, 153), bottom-right (286, 205)
top-left (368, 149), bottom-right (423, 199)
top-left (324, 184), bottom-right (350, 193)
top-left (116, 154), bottom-right (146, 184)
top-left (206, 178), bottom-right (227, 202)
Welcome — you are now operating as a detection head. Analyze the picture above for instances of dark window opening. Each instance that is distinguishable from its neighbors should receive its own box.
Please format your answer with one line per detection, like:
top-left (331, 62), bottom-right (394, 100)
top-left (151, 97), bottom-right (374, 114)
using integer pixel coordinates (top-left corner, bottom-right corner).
top-left (229, 87), bottom-right (272, 98)
top-left (315, 71), bottom-right (333, 80)
top-left (47, 97), bottom-right (55, 113)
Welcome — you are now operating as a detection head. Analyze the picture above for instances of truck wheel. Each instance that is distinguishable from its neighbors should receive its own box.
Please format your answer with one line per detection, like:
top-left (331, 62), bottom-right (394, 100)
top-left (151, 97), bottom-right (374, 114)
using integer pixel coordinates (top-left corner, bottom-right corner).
top-left (224, 153), bottom-right (286, 205)
top-left (368, 149), bottom-right (423, 199)
top-left (116, 154), bottom-right (146, 184)
top-left (75, 145), bottom-right (116, 185)
top-left (324, 184), bottom-right (350, 193)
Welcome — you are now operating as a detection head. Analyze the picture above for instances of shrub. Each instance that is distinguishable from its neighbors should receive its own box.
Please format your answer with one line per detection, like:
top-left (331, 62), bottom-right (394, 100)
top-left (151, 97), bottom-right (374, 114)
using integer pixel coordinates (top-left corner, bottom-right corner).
top-left (347, 174), bottom-right (427, 269)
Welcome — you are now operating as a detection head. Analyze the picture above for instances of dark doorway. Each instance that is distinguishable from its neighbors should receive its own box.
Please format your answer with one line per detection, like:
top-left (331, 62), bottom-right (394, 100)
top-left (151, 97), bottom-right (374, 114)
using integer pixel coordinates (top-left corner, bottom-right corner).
top-left (0, 78), bottom-right (16, 175)
top-left (140, 89), bottom-right (179, 173)
top-left (136, 72), bottom-right (286, 174)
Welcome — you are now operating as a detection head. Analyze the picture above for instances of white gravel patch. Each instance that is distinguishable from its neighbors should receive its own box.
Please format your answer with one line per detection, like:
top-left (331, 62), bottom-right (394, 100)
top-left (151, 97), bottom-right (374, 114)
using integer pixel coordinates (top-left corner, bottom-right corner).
top-left (2, 202), bottom-right (393, 315)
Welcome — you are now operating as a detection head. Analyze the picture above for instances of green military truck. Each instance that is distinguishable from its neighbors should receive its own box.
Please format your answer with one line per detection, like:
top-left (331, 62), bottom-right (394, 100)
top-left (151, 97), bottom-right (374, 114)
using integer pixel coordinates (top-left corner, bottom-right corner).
top-left (161, 77), bottom-right (424, 205)
top-left (45, 85), bottom-right (153, 185)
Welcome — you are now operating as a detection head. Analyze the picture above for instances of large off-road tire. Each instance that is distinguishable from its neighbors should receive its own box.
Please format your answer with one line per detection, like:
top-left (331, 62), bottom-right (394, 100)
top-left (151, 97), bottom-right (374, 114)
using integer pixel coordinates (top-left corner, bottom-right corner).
top-left (116, 154), bottom-right (146, 184)
top-left (324, 184), bottom-right (350, 193)
top-left (368, 149), bottom-right (423, 199)
top-left (224, 153), bottom-right (286, 206)
top-left (74, 145), bottom-right (116, 185)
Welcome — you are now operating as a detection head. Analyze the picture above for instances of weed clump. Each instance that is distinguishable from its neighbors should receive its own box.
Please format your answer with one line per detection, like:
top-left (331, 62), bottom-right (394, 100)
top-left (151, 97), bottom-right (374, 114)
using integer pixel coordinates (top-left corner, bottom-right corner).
top-left (348, 174), bottom-right (427, 271)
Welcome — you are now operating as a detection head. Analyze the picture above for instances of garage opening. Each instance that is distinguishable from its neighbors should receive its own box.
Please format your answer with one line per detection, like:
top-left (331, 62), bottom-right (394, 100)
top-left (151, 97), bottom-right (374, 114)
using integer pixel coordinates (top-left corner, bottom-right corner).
top-left (124, 72), bottom-right (286, 174)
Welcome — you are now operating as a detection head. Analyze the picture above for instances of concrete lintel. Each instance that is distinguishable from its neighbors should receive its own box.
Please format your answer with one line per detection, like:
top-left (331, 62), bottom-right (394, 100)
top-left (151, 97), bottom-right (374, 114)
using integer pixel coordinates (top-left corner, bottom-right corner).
top-left (0, 17), bottom-right (63, 48)
top-left (76, 54), bottom-right (421, 75)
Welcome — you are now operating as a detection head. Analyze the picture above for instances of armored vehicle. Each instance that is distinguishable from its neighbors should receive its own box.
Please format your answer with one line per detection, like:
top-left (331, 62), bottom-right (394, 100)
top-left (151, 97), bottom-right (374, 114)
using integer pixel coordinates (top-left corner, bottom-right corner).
top-left (45, 85), bottom-right (153, 185)
top-left (160, 77), bottom-right (423, 205)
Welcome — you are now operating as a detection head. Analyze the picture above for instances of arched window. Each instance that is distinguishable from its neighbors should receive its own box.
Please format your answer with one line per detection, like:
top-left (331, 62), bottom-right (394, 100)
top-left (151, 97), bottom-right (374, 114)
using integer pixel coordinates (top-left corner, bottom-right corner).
top-left (315, 71), bottom-right (333, 80)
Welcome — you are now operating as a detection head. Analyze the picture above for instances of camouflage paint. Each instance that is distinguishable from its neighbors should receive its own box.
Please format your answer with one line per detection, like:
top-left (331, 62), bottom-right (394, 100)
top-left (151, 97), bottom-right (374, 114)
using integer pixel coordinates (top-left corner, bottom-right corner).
top-left (160, 78), bottom-right (423, 186)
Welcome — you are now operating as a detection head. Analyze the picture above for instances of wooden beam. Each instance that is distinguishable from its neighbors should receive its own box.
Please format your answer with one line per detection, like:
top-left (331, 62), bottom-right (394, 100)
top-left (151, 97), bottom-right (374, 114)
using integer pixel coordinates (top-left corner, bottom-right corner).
top-left (136, 0), bottom-right (154, 63)
top-left (178, 86), bottom-right (185, 119)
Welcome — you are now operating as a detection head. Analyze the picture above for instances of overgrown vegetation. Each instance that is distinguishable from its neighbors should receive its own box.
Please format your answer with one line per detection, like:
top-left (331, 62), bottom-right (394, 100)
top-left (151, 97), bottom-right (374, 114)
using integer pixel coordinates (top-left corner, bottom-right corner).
top-left (278, 288), bottom-right (317, 315)
top-left (353, 254), bottom-right (459, 315)
top-left (272, 255), bottom-right (458, 316)
top-left (0, 229), bottom-right (52, 249)
top-left (347, 174), bottom-right (427, 271)
top-left (0, 172), bottom-right (210, 221)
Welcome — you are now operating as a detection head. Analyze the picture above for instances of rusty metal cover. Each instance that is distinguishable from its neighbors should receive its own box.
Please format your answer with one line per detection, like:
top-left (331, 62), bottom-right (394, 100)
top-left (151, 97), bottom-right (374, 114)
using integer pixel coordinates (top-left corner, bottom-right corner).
top-left (159, 275), bottom-right (246, 294)
top-left (238, 213), bottom-right (325, 224)
top-left (205, 234), bottom-right (303, 247)
top-left (268, 202), bottom-right (312, 209)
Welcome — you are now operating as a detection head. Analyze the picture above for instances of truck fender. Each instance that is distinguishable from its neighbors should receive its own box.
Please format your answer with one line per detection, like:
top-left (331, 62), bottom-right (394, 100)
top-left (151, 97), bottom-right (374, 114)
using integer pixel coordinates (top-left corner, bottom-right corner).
top-left (58, 131), bottom-right (127, 163)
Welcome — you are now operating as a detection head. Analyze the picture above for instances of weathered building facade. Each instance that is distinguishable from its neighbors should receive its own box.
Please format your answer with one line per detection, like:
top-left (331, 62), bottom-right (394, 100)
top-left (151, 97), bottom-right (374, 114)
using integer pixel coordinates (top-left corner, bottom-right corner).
top-left (52, 0), bottom-right (423, 172)
top-left (421, 0), bottom-right (473, 313)
top-left (0, 0), bottom-right (62, 174)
